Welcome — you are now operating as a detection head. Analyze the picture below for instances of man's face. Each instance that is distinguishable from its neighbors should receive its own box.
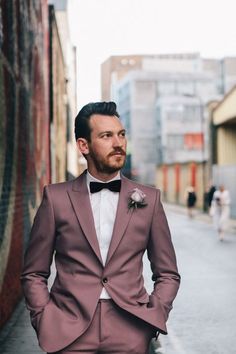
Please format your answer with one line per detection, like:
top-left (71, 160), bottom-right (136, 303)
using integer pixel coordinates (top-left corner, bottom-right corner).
top-left (86, 114), bottom-right (127, 176)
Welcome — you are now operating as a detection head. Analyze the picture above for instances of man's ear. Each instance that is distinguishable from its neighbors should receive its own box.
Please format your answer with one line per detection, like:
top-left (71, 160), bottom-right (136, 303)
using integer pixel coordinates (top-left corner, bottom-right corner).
top-left (77, 138), bottom-right (89, 155)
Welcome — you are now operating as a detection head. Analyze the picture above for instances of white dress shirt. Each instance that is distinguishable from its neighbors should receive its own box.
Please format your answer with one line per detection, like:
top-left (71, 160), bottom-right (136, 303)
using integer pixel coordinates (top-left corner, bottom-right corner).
top-left (86, 171), bottom-right (120, 299)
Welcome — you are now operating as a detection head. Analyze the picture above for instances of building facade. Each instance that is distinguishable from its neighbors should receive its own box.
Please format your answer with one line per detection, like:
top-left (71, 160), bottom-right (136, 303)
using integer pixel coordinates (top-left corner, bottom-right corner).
top-left (211, 86), bottom-right (236, 217)
top-left (110, 53), bottom-right (236, 208)
top-left (0, 0), bottom-right (50, 328)
top-left (115, 67), bottom-right (221, 185)
top-left (49, 0), bottom-right (80, 179)
top-left (101, 55), bottom-right (143, 101)
top-left (102, 53), bottom-right (236, 102)
top-left (49, 5), bottom-right (67, 183)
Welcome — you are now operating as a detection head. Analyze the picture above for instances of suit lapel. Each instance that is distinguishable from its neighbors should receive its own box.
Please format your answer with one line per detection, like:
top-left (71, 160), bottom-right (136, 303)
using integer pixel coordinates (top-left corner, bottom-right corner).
top-left (67, 171), bottom-right (103, 265)
top-left (105, 176), bottom-right (134, 266)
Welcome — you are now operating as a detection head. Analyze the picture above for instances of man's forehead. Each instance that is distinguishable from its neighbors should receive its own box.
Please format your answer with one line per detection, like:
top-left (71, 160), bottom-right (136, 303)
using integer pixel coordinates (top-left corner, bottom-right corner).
top-left (90, 114), bottom-right (124, 130)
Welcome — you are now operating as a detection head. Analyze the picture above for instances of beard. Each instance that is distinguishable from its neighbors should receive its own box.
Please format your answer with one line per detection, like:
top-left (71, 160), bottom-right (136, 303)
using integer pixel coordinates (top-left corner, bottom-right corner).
top-left (89, 148), bottom-right (126, 174)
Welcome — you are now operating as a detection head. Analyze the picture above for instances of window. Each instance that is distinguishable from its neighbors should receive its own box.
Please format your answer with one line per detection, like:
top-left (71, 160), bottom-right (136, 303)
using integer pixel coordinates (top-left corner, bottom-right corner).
top-left (184, 133), bottom-right (203, 149)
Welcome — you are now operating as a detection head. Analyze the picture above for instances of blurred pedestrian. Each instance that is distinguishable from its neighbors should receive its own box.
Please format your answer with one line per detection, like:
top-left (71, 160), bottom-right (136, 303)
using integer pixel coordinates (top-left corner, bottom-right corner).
top-left (211, 185), bottom-right (231, 241)
top-left (207, 182), bottom-right (216, 212)
top-left (185, 186), bottom-right (197, 218)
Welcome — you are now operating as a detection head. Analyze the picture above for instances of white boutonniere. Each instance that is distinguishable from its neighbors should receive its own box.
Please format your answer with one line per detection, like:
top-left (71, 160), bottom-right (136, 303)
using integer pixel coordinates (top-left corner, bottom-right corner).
top-left (128, 188), bottom-right (147, 210)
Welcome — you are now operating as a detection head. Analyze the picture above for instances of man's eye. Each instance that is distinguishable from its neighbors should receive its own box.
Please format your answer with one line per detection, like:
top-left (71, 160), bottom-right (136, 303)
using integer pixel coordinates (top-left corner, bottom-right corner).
top-left (102, 133), bottom-right (111, 138)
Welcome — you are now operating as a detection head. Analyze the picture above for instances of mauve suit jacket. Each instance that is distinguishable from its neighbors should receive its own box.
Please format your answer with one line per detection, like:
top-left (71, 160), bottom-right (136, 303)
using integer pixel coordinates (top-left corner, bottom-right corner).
top-left (21, 170), bottom-right (180, 353)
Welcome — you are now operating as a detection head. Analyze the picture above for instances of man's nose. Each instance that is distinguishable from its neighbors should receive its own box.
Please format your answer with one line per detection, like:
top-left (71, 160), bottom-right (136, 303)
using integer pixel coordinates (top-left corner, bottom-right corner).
top-left (113, 135), bottom-right (123, 147)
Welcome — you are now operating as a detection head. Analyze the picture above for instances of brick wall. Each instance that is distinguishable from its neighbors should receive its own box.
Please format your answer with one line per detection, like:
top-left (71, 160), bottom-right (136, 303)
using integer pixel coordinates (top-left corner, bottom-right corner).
top-left (0, 0), bottom-right (50, 328)
top-left (49, 5), bottom-right (67, 183)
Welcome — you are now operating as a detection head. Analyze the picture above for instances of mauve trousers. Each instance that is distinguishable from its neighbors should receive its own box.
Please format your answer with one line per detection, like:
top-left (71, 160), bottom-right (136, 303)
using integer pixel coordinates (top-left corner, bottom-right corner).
top-left (49, 299), bottom-right (156, 354)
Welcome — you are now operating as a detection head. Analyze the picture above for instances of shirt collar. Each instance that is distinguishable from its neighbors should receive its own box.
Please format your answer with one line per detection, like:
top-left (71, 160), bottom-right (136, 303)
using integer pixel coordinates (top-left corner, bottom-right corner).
top-left (86, 170), bottom-right (121, 188)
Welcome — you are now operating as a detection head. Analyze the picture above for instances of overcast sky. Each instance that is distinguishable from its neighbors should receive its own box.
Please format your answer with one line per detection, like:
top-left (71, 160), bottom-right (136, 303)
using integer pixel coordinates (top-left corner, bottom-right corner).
top-left (68, 0), bottom-right (236, 109)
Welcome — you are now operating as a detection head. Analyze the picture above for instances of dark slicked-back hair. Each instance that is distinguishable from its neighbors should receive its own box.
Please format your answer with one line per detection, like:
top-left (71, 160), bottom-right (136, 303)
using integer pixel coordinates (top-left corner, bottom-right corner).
top-left (74, 101), bottom-right (120, 141)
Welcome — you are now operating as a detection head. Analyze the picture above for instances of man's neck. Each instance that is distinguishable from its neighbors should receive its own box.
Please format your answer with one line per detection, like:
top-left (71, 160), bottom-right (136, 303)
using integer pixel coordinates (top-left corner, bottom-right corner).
top-left (87, 169), bottom-right (120, 182)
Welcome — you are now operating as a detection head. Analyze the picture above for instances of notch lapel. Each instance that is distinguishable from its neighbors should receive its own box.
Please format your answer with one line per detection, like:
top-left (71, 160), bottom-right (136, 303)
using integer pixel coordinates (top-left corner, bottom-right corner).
top-left (67, 171), bottom-right (103, 265)
top-left (105, 176), bottom-right (134, 266)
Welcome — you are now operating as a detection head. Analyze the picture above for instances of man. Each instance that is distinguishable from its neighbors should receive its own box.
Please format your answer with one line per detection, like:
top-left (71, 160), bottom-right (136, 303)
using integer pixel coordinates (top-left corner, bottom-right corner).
top-left (21, 102), bottom-right (180, 354)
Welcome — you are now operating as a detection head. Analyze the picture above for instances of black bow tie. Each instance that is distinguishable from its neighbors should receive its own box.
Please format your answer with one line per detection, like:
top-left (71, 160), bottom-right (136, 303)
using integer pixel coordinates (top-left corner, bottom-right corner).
top-left (90, 180), bottom-right (121, 193)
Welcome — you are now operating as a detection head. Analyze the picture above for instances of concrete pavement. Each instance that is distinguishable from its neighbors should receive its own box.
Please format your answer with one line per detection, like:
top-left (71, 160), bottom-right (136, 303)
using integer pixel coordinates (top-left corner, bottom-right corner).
top-left (0, 300), bottom-right (44, 353)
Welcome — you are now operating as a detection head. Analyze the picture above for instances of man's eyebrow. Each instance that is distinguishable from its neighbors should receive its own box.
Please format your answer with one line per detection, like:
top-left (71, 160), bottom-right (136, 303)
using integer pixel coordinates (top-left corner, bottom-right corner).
top-left (118, 129), bottom-right (126, 134)
top-left (98, 129), bottom-right (126, 136)
top-left (98, 130), bottom-right (113, 136)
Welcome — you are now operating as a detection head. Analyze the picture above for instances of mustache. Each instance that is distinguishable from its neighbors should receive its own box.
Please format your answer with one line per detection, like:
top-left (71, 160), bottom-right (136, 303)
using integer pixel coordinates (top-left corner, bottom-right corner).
top-left (108, 148), bottom-right (126, 157)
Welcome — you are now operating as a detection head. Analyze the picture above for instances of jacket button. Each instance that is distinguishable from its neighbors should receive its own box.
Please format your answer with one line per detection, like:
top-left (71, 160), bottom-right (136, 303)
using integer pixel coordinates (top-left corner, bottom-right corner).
top-left (102, 277), bottom-right (108, 283)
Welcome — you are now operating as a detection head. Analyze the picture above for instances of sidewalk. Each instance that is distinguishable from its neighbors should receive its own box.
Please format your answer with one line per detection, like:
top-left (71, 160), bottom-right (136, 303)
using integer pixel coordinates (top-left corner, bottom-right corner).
top-left (164, 202), bottom-right (236, 235)
top-left (0, 301), bottom-right (44, 353)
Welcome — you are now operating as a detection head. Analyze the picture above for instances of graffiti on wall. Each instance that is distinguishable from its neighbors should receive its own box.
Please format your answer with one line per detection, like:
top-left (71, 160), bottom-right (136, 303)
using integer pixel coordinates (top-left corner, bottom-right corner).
top-left (0, 0), bottom-right (50, 327)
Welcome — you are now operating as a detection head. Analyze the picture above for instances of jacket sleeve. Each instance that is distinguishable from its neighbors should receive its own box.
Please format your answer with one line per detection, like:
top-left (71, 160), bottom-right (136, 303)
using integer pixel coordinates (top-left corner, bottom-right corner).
top-left (21, 186), bottom-right (56, 321)
top-left (147, 189), bottom-right (180, 328)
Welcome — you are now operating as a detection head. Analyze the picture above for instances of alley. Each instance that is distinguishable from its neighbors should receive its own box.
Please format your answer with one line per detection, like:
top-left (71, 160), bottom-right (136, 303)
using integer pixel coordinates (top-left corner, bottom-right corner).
top-left (1, 1), bottom-right (236, 354)
top-left (0, 206), bottom-right (235, 354)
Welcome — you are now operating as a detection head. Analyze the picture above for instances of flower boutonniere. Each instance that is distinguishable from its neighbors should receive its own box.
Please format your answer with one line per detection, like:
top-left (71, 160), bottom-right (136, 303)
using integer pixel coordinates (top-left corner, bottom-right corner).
top-left (128, 188), bottom-right (147, 210)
